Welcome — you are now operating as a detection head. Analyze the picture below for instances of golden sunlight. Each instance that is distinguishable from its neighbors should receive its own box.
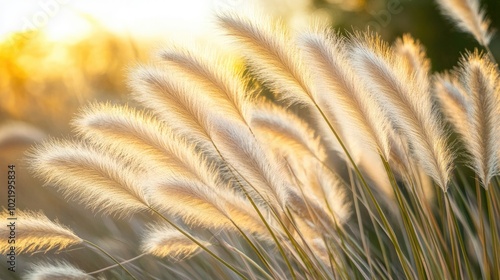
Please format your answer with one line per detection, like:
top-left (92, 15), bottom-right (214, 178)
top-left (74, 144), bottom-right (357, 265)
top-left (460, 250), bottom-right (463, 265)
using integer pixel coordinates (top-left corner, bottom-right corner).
top-left (0, 0), bottom-right (215, 42)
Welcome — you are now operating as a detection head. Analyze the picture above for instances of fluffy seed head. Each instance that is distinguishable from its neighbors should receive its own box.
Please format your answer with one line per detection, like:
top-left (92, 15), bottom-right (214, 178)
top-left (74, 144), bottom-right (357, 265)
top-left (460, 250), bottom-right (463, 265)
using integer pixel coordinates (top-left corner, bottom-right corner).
top-left (141, 224), bottom-right (206, 260)
top-left (457, 52), bottom-right (500, 187)
top-left (24, 261), bottom-right (93, 280)
top-left (350, 32), bottom-right (454, 190)
top-left (27, 140), bottom-right (150, 216)
top-left (0, 210), bottom-right (81, 254)
top-left (436, 0), bottom-right (494, 45)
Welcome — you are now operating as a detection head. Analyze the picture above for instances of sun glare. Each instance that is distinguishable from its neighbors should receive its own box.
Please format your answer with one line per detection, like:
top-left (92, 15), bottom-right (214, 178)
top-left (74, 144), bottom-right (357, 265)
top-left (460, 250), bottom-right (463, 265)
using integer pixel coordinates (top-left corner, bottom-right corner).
top-left (0, 0), bottom-right (215, 42)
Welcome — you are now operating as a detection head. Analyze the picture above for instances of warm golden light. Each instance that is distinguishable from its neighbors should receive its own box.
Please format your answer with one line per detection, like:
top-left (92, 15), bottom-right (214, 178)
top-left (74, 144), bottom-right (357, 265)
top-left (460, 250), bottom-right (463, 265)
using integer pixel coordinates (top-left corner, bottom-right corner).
top-left (0, 0), bottom-right (216, 42)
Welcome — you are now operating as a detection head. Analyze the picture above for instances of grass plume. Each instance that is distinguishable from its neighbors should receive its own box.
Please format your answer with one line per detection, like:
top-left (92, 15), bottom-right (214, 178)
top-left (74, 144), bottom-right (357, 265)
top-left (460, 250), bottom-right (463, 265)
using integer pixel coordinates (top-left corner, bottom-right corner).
top-left (157, 45), bottom-right (250, 124)
top-left (299, 26), bottom-right (390, 159)
top-left (455, 52), bottom-right (500, 187)
top-left (436, 0), bottom-right (493, 46)
top-left (434, 73), bottom-right (470, 139)
top-left (0, 210), bottom-right (81, 254)
top-left (350, 32), bottom-right (454, 190)
top-left (24, 262), bottom-right (94, 280)
top-left (141, 224), bottom-right (207, 260)
top-left (28, 140), bottom-right (150, 216)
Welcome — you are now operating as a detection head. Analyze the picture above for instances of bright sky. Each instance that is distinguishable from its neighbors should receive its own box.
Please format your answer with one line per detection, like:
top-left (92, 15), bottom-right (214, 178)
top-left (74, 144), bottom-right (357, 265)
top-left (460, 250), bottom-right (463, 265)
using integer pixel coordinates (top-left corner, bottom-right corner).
top-left (0, 0), bottom-right (239, 42)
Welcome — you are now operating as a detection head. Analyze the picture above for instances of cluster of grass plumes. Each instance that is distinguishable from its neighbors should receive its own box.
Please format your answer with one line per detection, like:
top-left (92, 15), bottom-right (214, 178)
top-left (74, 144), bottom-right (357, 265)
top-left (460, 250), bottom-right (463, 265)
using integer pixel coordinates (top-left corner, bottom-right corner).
top-left (18, 0), bottom-right (500, 279)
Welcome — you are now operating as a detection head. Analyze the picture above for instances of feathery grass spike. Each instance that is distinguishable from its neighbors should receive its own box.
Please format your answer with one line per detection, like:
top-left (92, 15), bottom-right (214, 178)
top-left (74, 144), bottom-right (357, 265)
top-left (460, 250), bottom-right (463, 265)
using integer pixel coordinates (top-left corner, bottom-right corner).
top-left (158, 45), bottom-right (250, 124)
top-left (300, 27), bottom-right (390, 159)
top-left (459, 52), bottom-right (500, 187)
top-left (25, 262), bottom-right (94, 280)
top-left (434, 73), bottom-right (470, 138)
top-left (351, 33), bottom-right (453, 190)
top-left (28, 140), bottom-right (150, 215)
top-left (212, 118), bottom-right (290, 209)
top-left (251, 103), bottom-right (327, 162)
top-left (141, 224), bottom-right (206, 260)
top-left (129, 66), bottom-right (214, 143)
top-left (251, 103), bottom-right (349, 224)
top-left (0, 210), bottom-right (81, 254)
top-left (217, 11), bottom-right (315, 105)
top-left (148, 175), bottom-right (270, 235)
top-left (73, 103), bottom-right (219, 186)
top-left (436, 0), bottom-right (494, 46)
top-left (218, 11), bottom-right (345, 157)
top-left (393, 34), bottom-right (431, 82)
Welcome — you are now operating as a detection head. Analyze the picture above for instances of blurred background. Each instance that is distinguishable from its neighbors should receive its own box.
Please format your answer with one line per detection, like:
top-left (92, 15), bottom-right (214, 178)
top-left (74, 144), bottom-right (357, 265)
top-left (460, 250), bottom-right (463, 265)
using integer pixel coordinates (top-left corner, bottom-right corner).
top-left (0, 0), bottom-right (498, 277)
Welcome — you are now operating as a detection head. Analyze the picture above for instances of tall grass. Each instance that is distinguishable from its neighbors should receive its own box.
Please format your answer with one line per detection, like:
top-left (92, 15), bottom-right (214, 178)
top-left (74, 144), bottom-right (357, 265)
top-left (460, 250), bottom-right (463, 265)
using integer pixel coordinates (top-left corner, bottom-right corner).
top-left (13, 1), bottom-right (500, 279)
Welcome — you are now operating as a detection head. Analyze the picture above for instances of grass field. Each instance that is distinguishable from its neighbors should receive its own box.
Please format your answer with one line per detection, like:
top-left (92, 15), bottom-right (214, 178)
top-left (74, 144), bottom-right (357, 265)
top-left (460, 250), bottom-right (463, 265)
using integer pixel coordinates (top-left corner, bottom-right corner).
top-left (1, 1), bottom-right (500, 279)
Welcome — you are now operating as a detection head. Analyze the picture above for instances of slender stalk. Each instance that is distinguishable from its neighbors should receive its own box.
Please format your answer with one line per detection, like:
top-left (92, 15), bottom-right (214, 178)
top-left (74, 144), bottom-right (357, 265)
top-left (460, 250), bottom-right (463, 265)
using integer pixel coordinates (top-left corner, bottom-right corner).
top-left (281, 207), bottom-right (323, 279)
top-left (475, 177), bottom-right (490, 280)
top-left (148, 207), bottom-right (248, 280)
top-left (347, 166), bottom-right (373, 277)
top-left (84, 240), bottom-right (137, 279)
top-left (222, 242), bottom-right (274, 280)
top-left (483, 44), bottom-right (496, 64)
top-left (231, 171), bottom-right (298, 280)
top-left (219, 165), bottom-right (278, 277)
top-left (437, 187), bottom-right (454, 280)
top-left (309, 152), bottom-right (391, 278)
top-left (410, 168), bottom-right (449, 278)
top-left (486, 185), bottom-right (499, 280)
top-left (88, 253), bottom-right (147, 275)
top-left (313, 101), bottom-right (415, 279)
top-left (445, 192), bottom-right (474, 279)
top-left (445, 195), bottom-right (461, 279)
top-left (230, 221), bottom-right (277, 278)
top-left (209, 129), bottom-right (298, 280)
top-left (381, 157), bottom-right (427, 280)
